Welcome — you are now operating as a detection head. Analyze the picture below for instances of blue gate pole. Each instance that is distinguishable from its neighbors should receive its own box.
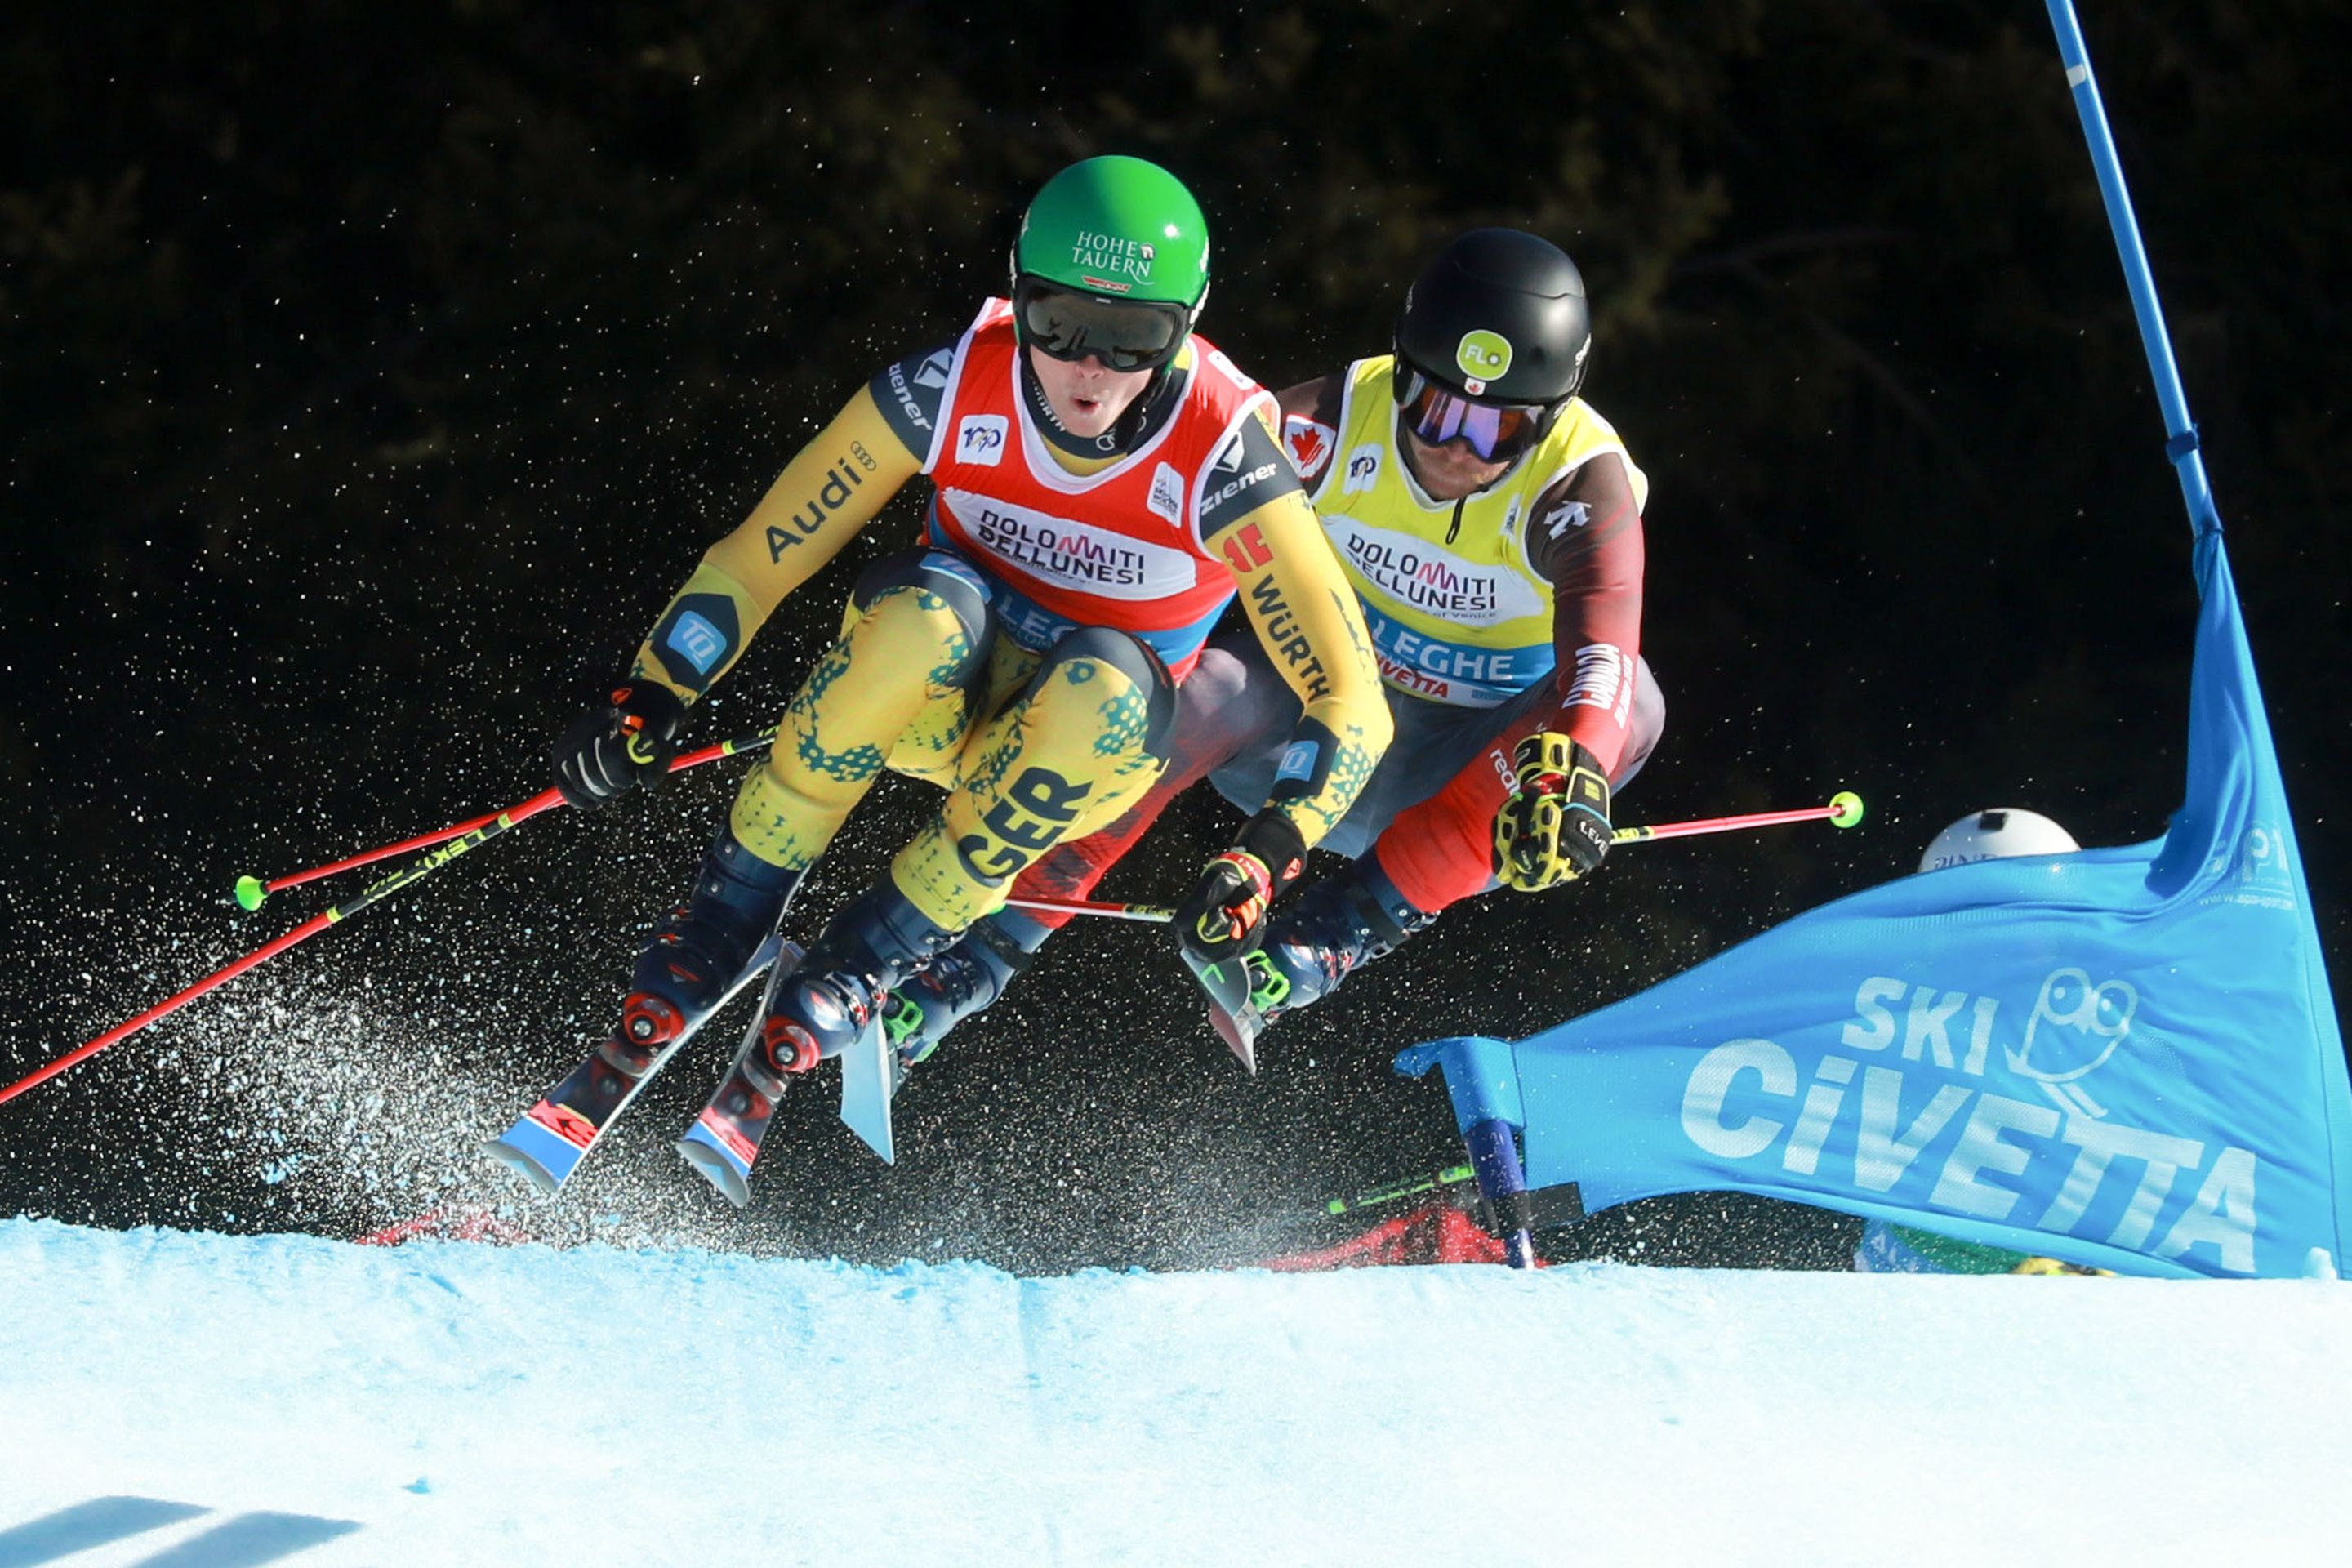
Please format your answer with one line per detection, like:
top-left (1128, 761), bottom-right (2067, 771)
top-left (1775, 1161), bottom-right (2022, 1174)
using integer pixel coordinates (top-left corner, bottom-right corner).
top-left (1463, 1117), bottom-right (1540, 1270)
top-left (2043, 0), bottom-right (2221, 542)
top-left (1396, 1037), bottom-right (1539, 1268)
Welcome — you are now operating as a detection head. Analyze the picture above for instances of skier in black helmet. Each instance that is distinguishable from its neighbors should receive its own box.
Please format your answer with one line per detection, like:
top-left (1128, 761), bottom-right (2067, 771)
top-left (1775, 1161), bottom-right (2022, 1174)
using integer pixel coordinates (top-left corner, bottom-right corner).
top-left (891, 227), bottom-right (1665, 1062)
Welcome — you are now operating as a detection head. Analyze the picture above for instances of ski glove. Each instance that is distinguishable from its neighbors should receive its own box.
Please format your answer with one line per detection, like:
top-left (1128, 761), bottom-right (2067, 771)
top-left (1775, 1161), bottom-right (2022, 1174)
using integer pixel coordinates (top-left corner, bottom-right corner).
top-left (1493, 731), bottom-right (1611, 892)
top-left (1175, 808), bottom-right (1307, 966)
top-left (553, 680), bottom-right (688, 809)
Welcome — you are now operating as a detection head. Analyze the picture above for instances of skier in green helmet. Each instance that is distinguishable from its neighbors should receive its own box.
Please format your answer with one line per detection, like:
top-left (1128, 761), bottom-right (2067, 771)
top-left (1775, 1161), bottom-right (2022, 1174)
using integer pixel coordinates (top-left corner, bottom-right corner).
top-left (488, 155), bottom-right (1390, 1206)
top-left (889, 227), bottom-right (1665, 1069)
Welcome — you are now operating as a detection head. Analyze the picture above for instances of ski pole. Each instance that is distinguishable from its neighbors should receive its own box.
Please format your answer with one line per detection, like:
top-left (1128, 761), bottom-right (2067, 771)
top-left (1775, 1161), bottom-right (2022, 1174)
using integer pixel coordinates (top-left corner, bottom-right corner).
top-left (1325, 1165), bottom-right (1477, 1218)
top-left (1464, 1115), bottom-right (1540, 1269)
top-left (231, 726), bottom-right (780, 910)
top-left (1609, 790), bottom-right (1864, 844)
top-left (1001, 793), bottom-right (1864, 924)
top-left (3, 801), bottom-right (560, 1107)
top-left (9, 731), bottom-right (784, 1107)
top-left (1002, 895), bottom-right (1177, 924)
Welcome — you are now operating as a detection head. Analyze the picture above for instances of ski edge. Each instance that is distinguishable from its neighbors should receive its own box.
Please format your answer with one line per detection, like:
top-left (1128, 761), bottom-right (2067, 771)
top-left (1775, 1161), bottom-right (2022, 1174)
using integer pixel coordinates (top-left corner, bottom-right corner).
top-left (479, 933), bottom-right (795, 1196)
top-left (1181, 951), bottom-right (1261, 1073)
top-left (676, 1116), bottom-right (754, 1209)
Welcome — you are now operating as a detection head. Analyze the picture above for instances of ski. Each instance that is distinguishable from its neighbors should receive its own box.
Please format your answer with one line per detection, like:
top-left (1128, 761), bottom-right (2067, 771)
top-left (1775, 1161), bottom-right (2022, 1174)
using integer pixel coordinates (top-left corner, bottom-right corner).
top-left (1182, 949), bottom-right (1265, 1072)
top-left (677, 962), bottom-right (903, 1206)
top-left (674, 955), bottom-right (802, 1208)
top-left (836, 1016), bottom-right (902, 1165)
top-left (480, 933), bottom-right (795, 1196)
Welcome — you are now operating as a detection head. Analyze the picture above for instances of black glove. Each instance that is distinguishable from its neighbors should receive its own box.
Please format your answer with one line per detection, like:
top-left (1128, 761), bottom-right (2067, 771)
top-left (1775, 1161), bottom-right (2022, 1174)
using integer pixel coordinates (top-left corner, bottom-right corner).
top-left (552, 680), bottom-right (688, 809)
top-left (1176, 809), bottom-right (1307, 965)
top-left (1492, 732), bottom-right (1611, 891)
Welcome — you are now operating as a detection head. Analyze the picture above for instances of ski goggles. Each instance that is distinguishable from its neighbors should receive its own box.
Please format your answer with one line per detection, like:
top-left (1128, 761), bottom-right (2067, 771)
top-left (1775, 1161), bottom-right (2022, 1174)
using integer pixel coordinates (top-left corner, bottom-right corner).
top-left (1013, 278), bottom-right (1191, 373)
top-left (1394, 366), bottom-right (1561, 463)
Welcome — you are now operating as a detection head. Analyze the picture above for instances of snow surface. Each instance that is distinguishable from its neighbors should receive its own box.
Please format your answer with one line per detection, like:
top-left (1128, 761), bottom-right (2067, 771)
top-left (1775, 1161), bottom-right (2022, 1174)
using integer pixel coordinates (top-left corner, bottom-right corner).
top-left (2, 1218), bottom-right (2348, 1566)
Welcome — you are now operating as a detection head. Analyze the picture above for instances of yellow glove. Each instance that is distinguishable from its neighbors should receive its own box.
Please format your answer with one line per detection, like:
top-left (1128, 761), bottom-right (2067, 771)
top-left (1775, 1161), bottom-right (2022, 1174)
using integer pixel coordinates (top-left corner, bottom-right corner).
top-left (1493, 732), bottom-right (1611, 892)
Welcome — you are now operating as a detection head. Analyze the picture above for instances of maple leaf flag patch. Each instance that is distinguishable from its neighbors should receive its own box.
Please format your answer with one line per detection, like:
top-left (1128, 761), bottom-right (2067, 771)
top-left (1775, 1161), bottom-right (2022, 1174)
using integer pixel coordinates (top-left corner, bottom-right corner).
top-left (1282, 416), bottom-right (1338, 478)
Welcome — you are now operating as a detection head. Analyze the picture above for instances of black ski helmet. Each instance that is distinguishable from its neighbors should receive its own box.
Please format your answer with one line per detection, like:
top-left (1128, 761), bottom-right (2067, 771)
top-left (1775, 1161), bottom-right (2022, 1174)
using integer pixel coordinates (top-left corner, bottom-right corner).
top-left (1393, 229), bottom-right (1592, 406)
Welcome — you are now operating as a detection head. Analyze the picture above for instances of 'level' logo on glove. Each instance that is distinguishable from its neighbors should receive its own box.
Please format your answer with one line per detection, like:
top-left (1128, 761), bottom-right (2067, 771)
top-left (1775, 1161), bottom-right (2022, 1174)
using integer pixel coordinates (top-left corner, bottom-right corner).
top-left (1493, 732), bottom-right (1611, 892)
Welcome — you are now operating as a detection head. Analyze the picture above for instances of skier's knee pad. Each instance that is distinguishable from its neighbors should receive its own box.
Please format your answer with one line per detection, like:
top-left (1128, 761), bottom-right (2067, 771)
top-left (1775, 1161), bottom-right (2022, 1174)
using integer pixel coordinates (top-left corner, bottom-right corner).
top-left (847, 549), bottom-right (996, 696)
top-left (1023, 626), bottom-right (1178, 766)
top-left (729, 559), bottom-right (992, 871)
top-left (888, 630), bottom-right (1175, 931)
top-left (839, 550), bottom-right (1003, 788)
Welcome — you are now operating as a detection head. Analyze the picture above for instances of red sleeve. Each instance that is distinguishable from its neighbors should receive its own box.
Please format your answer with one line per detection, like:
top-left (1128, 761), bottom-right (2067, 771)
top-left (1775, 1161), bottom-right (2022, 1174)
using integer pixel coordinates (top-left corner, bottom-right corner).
top-left (1524, 453), bottom-right (1646, 775)
top-left (1364, 452), bottom-right (1652, 919)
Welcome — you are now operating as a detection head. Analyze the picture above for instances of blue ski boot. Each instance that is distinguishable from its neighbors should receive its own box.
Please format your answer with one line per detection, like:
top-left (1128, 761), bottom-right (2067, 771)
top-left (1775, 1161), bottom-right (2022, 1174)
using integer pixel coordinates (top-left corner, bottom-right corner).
top-left (755, 882), bottom-right (960, 1076)
top-left (618, 823), bottom-right (803, 1062)
top-left (679, 880), bottom-right (960, 1204)
top-left (1186, 858), bottom-right (1436, 1068)
top-left (880, 917), bottom-right (1035, 1067)
top-left (1249, 860), bottom-right (1436, 1020)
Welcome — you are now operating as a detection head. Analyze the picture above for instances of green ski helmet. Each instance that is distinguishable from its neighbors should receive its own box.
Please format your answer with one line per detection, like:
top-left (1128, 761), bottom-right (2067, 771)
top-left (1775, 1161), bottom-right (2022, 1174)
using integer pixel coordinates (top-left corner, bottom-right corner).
top-left (1011, 156), bottom-right (1210, 372)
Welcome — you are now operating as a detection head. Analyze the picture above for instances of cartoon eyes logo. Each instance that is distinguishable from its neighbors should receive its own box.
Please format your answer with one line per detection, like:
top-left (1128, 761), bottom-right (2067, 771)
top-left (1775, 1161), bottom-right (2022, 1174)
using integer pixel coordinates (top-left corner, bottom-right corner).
top-left (2007, 968), bottom-right (2137, 1085)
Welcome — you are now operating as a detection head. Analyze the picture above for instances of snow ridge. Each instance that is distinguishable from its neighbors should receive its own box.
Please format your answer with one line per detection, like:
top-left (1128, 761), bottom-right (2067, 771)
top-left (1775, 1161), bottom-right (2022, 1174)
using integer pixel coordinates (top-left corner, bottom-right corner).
top-left (3, 1218), bottom-right (2347, 1566)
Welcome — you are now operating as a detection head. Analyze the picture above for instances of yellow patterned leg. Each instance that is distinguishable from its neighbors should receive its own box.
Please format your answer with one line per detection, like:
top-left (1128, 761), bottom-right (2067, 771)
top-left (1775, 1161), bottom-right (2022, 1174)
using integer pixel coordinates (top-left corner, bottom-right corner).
top-left (728, 583), bottom-right (983, 871)
top-left (885, 629), bottom-right (1040, 786)
top-left (891, 632), bottom-right (1173, 931)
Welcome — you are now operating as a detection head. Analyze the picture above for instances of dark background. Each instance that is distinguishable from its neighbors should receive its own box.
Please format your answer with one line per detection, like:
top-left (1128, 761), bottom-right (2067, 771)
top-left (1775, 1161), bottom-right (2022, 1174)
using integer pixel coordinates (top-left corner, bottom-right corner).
top-left (3, 1), bottom-right (2344, 1272)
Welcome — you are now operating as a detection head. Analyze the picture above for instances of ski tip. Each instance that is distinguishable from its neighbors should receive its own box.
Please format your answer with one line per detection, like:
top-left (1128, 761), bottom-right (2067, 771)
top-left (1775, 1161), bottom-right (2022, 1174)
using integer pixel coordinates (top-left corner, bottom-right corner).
top-left (1829, 790), bottom-right (1865, 829)
top-left (478, 1138), bottom-right (562, 1199)
top-left (675, 1134), bottom-right (752, 1209)
top-left (1181, 951), bottom-right (1260, 1073)
top-left (1209, 1009), bottom-right (1258, 1075)
top-left (233, 874), bottom-right (268, 912)
top-left (839, 1020), bottom-right (899, 1165)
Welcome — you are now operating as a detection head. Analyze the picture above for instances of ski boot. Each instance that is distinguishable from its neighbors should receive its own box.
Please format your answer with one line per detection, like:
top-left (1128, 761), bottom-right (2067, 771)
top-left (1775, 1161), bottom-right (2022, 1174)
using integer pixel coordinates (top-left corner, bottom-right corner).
top-left (616, 825), bottom-right (804, 1066)
top-left (679, 880), bottom-right (958, 1204)
top-left (880, 918), bottom-right (1034, 1068)
top-left (1195, 860), bottom-right (1434, 1066)
top-left (481, 825), bottom-right (800, 1194)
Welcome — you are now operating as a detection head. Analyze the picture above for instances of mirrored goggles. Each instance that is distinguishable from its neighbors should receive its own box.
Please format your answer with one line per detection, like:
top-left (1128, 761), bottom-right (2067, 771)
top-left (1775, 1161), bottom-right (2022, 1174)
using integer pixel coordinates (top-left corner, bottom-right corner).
top-left (1395, 367), bottom-right (1560, 463)
top-left (1014, 278), bottom-right (1191, 373)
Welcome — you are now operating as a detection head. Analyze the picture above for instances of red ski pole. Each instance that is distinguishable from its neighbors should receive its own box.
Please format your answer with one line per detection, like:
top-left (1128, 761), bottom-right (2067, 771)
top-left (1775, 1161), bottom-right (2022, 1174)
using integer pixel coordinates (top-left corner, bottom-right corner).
top-left (2, 799), bottom-right (559, 1107)
top-left (1004, 792), bottom-right (1866, 924)
top-left (1610, 790), bottom-right (1864, 844)
top-left (230, 726), bottom-right (778, 910)
top-left (5, 730), bottom-right (780, 1107)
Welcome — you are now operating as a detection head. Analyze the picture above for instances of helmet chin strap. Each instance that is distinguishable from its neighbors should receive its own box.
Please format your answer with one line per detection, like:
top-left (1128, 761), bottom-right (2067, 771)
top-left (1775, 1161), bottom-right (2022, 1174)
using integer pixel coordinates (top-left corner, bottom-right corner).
top-left (1018, 347), bottom-right (1179, 460)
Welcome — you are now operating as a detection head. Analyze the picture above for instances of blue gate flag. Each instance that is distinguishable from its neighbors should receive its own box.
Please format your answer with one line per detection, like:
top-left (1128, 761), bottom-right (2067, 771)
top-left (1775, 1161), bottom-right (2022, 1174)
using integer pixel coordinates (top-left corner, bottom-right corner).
top-left (1426, 526), bottom-right (2347, 1278)
top-left (1395, 0), bottom-right (2348, 1281)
